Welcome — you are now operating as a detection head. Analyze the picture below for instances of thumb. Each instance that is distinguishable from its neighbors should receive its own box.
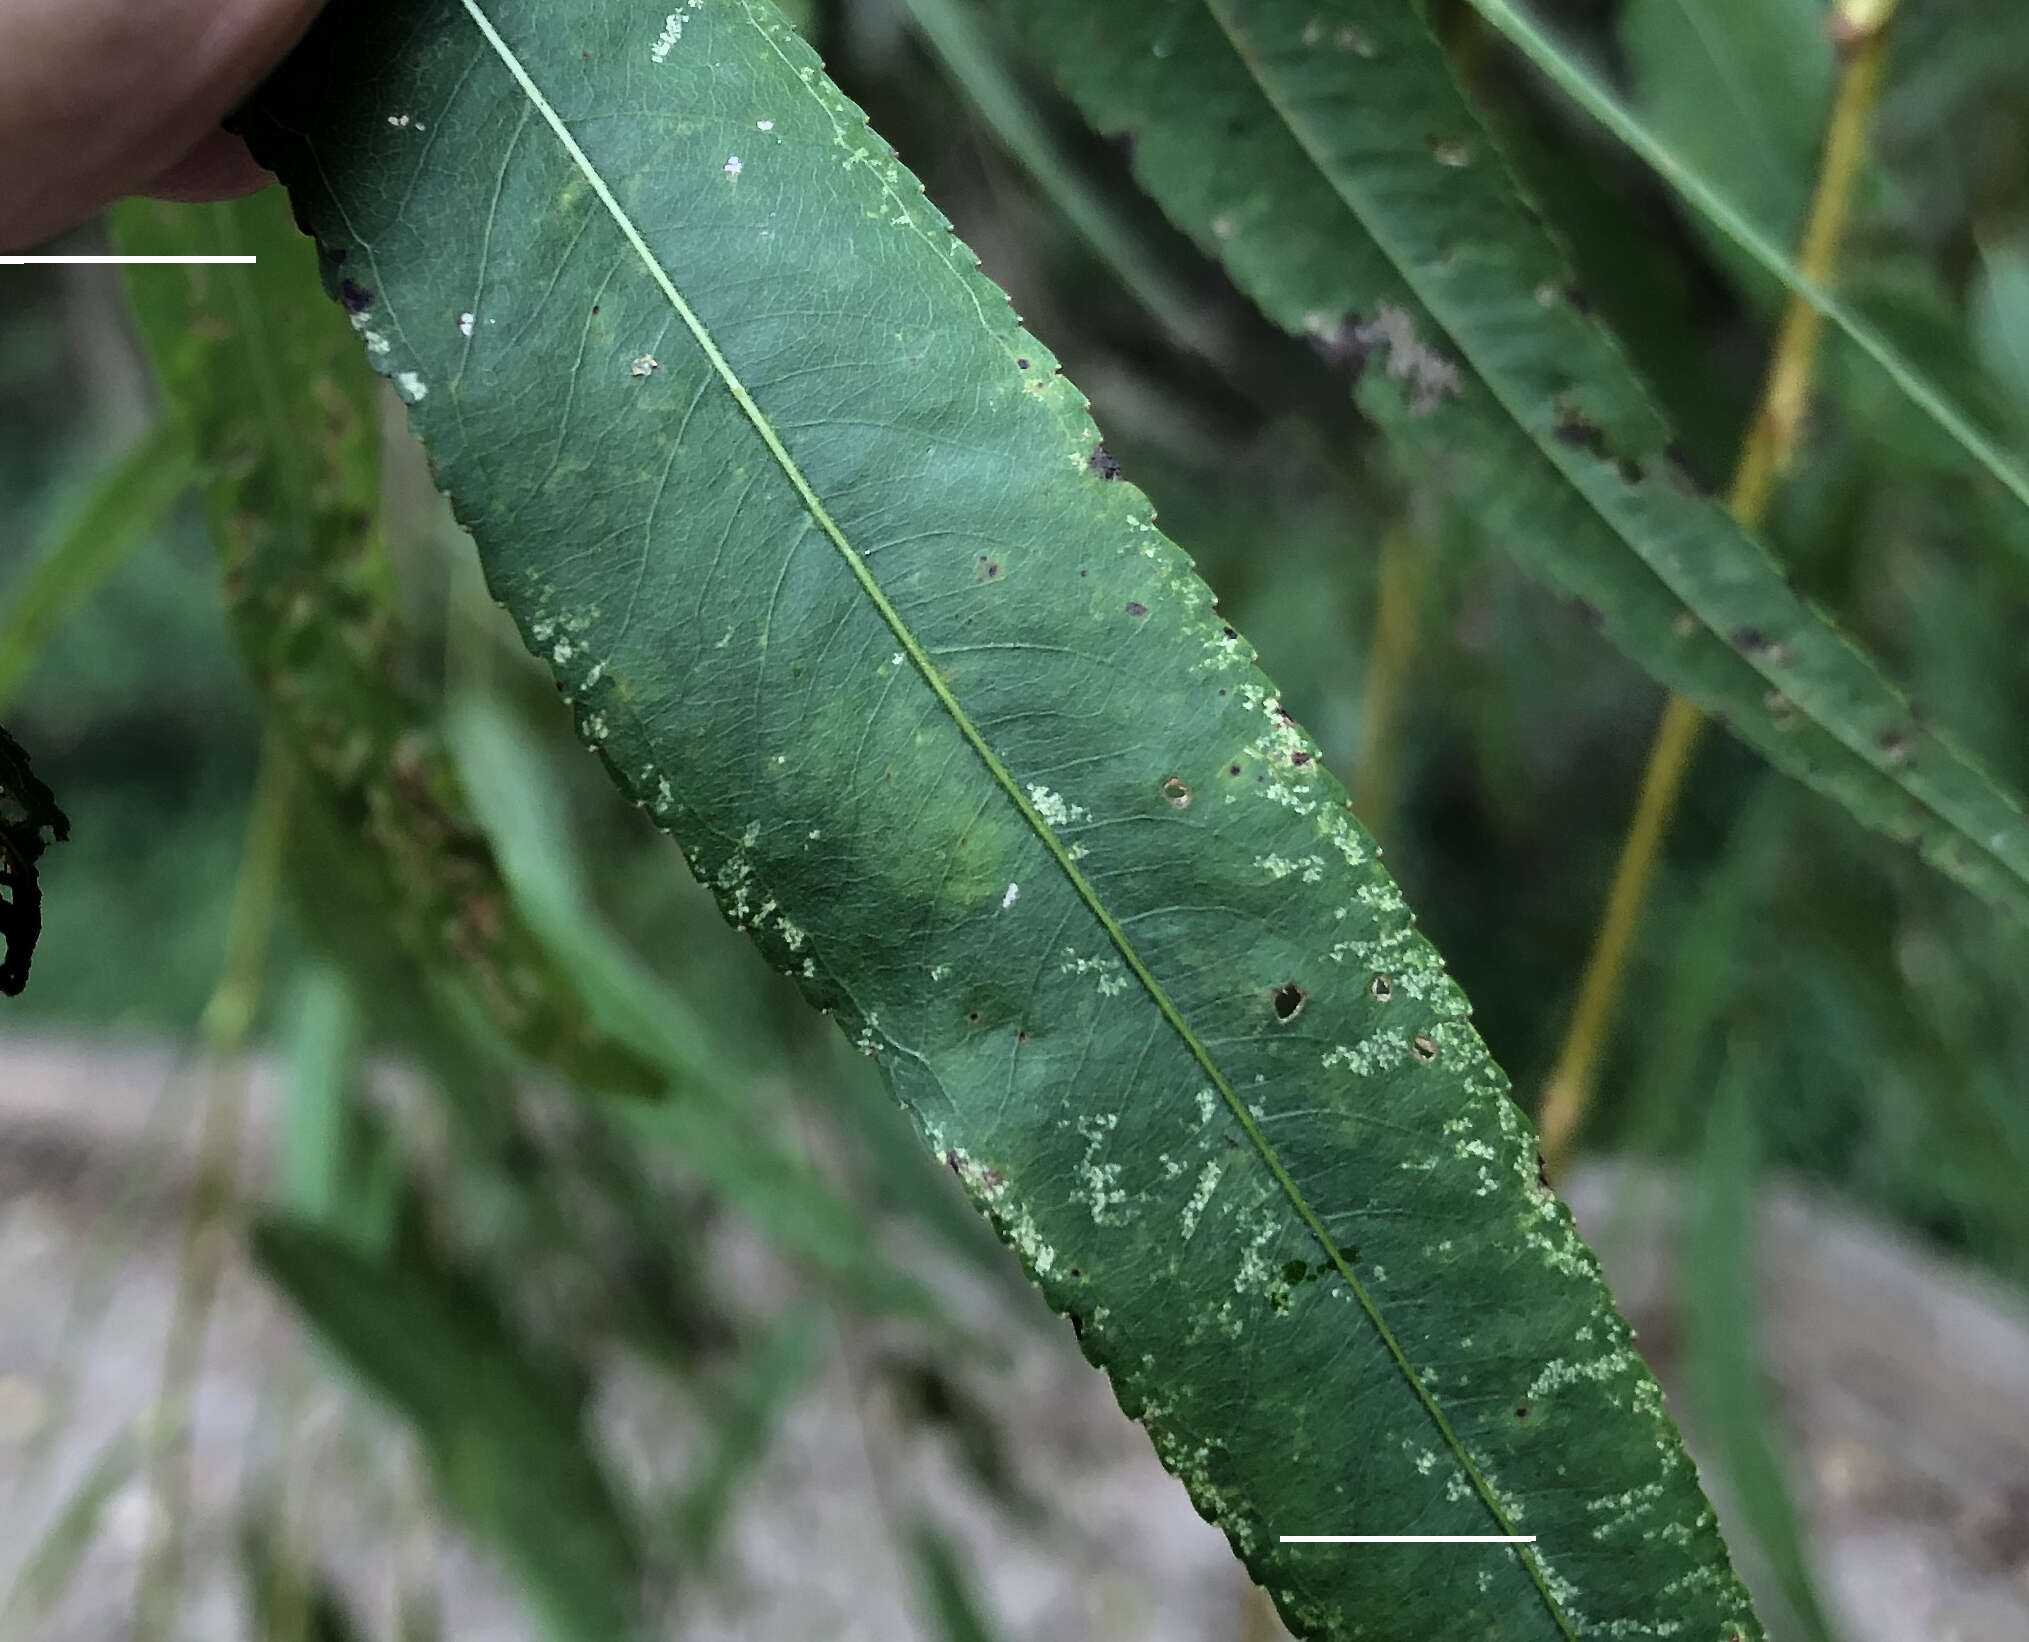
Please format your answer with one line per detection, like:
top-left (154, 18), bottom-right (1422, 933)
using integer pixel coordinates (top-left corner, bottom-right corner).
top-left (0, 0), bottom-right (327, 250)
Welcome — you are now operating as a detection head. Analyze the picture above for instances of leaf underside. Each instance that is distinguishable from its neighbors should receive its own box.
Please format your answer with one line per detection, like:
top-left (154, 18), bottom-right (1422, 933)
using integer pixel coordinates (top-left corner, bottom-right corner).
top-left (243, 3), bottom-right (1759, 1638)
top-left (997, 0), bottom-right (2029, 928)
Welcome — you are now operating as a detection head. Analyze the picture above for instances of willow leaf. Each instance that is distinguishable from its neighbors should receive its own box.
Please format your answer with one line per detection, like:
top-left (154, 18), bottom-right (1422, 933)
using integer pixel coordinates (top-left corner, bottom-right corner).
top-left (998, 0), bottom-right (2029, 924)
top-left (113, 194), bottom-right (659, 1095)
top-left (1459, 0), bottom-right (2029, 521)
top-left (240, 3), bottom-right (1757, 1637)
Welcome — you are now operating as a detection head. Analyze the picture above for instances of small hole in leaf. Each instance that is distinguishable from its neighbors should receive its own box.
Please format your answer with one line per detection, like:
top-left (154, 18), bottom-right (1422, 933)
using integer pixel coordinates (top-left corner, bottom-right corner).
top-left (1228, 763), bottom-right (1242, 777)
top-left (1514, 1404), bottom-right (1529, 1419)
top-left (966, 1010), bottom-right (980, 1026)
top-left (1160, 775), bottom-right (1191, 808)
top-left (1410, 1033), bottom-right (1438, 1062)
top-left (1369, 973), bottom-right (1393, 1002)
top-left (1272, 983), bottom-right (1306, 1021)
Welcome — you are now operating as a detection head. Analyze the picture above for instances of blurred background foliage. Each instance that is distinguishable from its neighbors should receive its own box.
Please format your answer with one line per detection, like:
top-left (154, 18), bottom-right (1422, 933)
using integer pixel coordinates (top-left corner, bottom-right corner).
top-left (3, 0), bottom-right (2029, 1637)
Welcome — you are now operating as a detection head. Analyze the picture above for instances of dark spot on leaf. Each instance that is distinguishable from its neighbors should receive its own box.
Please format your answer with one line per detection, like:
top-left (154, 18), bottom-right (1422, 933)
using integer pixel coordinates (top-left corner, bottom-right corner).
top-left (1228, 764), bottom-right (1242, 777)
top-left (1272, 983), bottom-right (1306, 1021)
top-left (338, 278), bottom-right (373, 314)
top-left (966, 1010), bottom-right (981, 1026)
top-left (1016, 356), bottom-right (1030, 370)
top-left (1160, 775), bottom-right (1191, 808)
top-left (1564, 284), bottom-right (1592, 314)
top-left (1731, 627), bottom-right (1769, 654)
top-left (1552, 400), bottom-right (1607, 456)
top-left (1514, 1405), bottom-right (1529, 1419)
top-left (1411, 1034), bottom-right (1439, 1062)
top-left (1015, 1028), bottom-right (1029, 1044)
top-left (1290, 750), bottom-right (1311, 766)
top-left (1616, 457), bottom-right (1644, 485)
top-left (1068, 1310), bottom-right (1085, 1340)
top-left (1222, 625), bottom-right (1237, 638)
top-left (1089, 444), bottom-right (1122, 480)
top-left (1125, 601), bottom-right (1148, 617)
top-left (591, 304), bottom-right (601, 315)
top-left (1879, 727), bottom-right (1912, 766)
top-left (1369, 973), bottom-right (1393, 1002)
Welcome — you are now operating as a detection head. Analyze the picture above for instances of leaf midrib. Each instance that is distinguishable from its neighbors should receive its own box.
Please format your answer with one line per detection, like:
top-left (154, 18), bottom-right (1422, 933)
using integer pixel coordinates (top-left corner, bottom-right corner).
top-left (451, 0), bottom-right (1551, 1601)
top-left (1200, 0), bottom-right (2029, 912)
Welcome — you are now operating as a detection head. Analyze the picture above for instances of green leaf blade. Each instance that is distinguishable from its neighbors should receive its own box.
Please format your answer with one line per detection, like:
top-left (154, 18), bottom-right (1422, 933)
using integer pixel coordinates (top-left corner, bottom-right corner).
top-left (241, 3), bottom-right (1758, 1637)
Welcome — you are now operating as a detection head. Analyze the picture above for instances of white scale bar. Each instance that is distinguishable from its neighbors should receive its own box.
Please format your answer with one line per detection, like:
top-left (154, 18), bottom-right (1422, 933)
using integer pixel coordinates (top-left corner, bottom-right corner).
top-left (0, 255), bottom-right (256, 265)
top-left (1280, 1535), bottom-right (1536, 1544)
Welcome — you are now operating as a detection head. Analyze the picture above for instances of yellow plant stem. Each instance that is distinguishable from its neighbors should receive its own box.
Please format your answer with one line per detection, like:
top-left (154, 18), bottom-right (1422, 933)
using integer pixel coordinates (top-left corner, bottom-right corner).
top-left (1537, 0), bottom-right (1900, 1175)
top-left (135, 743), bottom-right (293, 1640)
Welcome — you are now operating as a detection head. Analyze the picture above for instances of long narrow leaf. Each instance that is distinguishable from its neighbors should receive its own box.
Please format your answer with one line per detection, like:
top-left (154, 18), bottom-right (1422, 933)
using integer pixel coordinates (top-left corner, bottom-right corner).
top-left (997, 0), bottom-right (2029, 927)
top-left (238, 4), bottom-right (1758, 1637)
top-left (1462, 0), bottom-right (2029, 518)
